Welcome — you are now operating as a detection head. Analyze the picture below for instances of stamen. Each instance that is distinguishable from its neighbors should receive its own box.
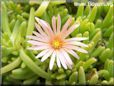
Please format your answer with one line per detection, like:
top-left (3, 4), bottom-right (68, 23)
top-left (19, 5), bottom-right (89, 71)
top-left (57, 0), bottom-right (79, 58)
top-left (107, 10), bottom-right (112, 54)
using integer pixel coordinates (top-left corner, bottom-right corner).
top-left (52, 40), bottom-right (61, 49)
top-left (50, 36), bottom-right (63, 49)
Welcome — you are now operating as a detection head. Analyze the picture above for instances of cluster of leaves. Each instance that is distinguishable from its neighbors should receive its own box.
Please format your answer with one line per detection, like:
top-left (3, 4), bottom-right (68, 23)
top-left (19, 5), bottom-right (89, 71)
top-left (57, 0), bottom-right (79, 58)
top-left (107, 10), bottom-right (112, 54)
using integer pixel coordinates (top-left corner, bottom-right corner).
top-left (0, 0), bottom-right (114, 85)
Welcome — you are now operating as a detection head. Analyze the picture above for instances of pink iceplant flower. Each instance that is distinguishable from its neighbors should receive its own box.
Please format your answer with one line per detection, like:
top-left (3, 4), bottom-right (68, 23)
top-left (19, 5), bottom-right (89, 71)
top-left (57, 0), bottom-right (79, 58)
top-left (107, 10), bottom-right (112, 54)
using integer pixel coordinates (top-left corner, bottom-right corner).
top-left (27, 14), bottom-right (88, 70)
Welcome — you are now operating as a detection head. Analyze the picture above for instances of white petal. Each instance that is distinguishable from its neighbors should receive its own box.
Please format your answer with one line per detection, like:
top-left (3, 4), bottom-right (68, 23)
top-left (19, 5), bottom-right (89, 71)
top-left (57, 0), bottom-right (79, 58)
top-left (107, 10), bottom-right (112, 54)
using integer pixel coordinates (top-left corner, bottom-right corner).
top-left (49, 51), bottom-right (56, 70)
top-left (37, 18), bottom-right (54, 36)
top-left (36, 49), bottom-right (50, 58)
top-left (45, 21), bottom-right (54, 35)
top-left (35, 17), bottom-right (40, 23)
top-left (27, 40), bottom-right (48, 46)
top-left (39, 21), bottom-right (50, 35)
top-left (32, 31), bottom-right (48, 40)
top-left (64, 45), bottom-right (88, 53)
top-left (66, 37), bottom-right (88, 42)
top-left (74, 46), bottom-right (88, 53)
top-left (56, 51), bottom-right (61, 68)
top-left (67, 41), bottom-right (88, 47)
top-left (27, 36), bottom-right (48, 43)
top-left (27, 45), bottom-right (50, 50)
top-left (35, 22), bottom-right (43, 33)
top-left (60, 49), bottom-right (73, 69)
top-left (33, 31), bottom-right (42, 37)
top-left (64, 59), bottom-right (72, 69)
top-left (64, 48), bottom-right (79, 59)
top-left (35, 22), bottom-right (48, 37)
top-left (41, 49), bottom-right (54, 62)
top-left (35, 17), bottom-right (50, 35)
top-left (60, 49), bottom-right (73, 65)
top-left (58, 51), bottom-right (67, 69)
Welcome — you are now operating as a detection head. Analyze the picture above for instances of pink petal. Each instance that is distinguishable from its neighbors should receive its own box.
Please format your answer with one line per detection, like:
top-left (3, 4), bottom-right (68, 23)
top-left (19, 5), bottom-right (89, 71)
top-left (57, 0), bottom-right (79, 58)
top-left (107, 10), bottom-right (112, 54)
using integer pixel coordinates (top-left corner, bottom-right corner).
top-left (61, 17), bottom-right (72, 33)
top-left (64, 45), bottom-right (88, 53)
top-left (36, 49), bottom-right (50, 58)
top-left (49, 51), bottom-right (56, 70)
top-left (58, 51), bottom-right (67, 69)
top-left (52, 16), bottom-right (56, 33)
top-left (41, 49), bottom-right (54, 62)
top-left (64, 48), bottom-right (79, 59)
top-left (57, 14), bottom-right (61, 33)
top-left (64, 23), bottom-right (80, 38)
top-left (66, 41), bottom-right (88, 47)
top-left (56, 50), bottom-right (61, 68)
top-left (27, 45), bottom-right (50, 50)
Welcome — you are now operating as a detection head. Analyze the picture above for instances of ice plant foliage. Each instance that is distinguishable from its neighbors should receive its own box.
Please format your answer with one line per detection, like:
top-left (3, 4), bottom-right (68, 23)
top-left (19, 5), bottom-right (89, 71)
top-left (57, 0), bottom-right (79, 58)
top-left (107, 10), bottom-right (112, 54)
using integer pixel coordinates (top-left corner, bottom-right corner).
top-left (27, 14), bottom-right (88, 70)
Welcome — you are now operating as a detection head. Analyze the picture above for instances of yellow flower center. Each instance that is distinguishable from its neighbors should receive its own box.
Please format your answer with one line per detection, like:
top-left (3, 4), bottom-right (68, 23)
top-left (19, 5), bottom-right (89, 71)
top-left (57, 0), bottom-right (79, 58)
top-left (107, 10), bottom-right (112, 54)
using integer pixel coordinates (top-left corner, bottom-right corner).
top-left (50, 35), bottom-right (64, 49)
top-left (52, 40), bottom-right (61, 49)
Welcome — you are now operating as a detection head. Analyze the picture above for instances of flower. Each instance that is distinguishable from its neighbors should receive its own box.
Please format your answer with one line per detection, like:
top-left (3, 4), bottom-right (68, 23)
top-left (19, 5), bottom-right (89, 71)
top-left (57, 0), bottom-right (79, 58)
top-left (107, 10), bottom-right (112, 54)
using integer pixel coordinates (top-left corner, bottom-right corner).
top-left (27, 14), bottom-right (88, 70)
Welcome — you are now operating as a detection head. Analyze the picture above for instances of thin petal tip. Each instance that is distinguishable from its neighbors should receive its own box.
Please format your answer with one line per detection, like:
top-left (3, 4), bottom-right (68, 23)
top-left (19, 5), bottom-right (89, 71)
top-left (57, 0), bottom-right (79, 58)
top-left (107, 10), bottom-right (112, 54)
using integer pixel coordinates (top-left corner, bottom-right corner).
top-left (35, 55), bottom-right (40, 58)
top-left (84, 50), bottom-right (88, 54)
top-left (35, 17), bottom-right (40, 22)
top-left (41, 59), bottom-right (44, 62)
top-left (75, 22), bottom-right (80, 27)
